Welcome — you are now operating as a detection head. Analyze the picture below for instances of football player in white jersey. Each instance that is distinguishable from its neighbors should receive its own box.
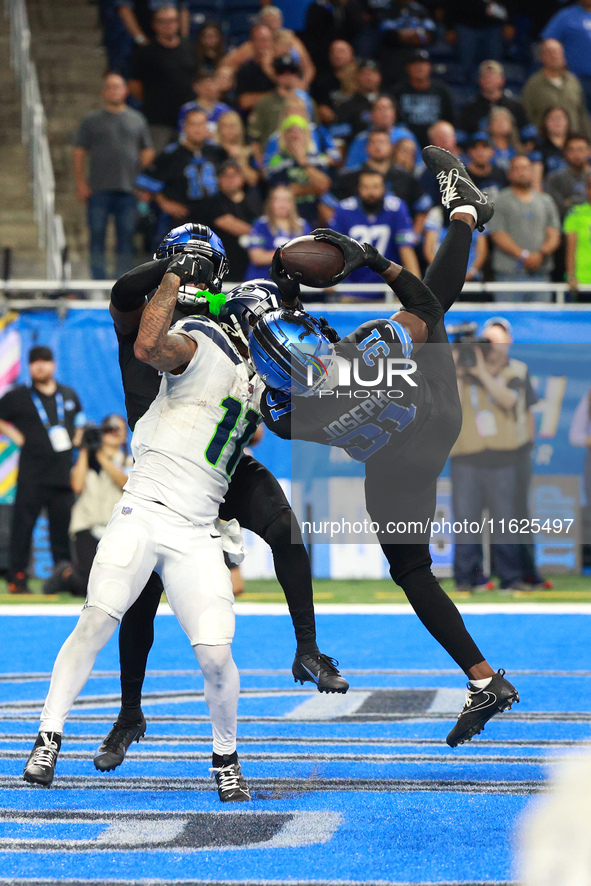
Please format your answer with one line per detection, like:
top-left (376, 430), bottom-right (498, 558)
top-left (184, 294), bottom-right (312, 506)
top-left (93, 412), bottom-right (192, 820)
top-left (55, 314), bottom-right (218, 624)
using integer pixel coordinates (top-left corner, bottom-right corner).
top-left (23, 252), bottom-right (274, 801)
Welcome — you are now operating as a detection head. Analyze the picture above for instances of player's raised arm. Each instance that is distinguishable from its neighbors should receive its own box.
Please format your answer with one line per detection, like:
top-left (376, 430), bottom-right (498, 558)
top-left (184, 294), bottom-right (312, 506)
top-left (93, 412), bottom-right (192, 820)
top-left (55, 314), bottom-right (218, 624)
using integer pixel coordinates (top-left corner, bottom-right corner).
top-left (109, 257), bottom-right (173, 335)
top-left (312, 228), bottom-right (443, 345)
top-left (134, 254), bottom-right (213, 372)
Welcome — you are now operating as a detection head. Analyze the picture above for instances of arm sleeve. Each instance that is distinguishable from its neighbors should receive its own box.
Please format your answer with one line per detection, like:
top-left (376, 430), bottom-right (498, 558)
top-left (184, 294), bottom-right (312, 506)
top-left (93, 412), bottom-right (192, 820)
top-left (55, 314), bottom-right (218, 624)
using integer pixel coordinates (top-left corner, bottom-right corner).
top-left (110, 257), bottom-right (171, 311)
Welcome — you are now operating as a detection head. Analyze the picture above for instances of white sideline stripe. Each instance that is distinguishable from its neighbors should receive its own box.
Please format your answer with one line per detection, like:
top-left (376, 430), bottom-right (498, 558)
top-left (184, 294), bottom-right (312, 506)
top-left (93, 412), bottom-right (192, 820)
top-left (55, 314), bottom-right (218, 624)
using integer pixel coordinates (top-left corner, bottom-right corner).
top-left (3, 603), bottom-right (591, 616)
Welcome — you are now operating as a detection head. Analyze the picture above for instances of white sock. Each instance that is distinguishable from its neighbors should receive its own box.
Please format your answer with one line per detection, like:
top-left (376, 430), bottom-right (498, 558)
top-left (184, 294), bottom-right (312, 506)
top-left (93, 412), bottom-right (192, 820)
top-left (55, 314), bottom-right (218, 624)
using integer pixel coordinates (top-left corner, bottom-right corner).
top-left (194, 643), bottom-right (240, 757)
top-left (470, 676), bottom-right (493, 689)
top-left (450, 205), bottom-right (478, 223)
top-left (40, 606), bottom-right (119, 733)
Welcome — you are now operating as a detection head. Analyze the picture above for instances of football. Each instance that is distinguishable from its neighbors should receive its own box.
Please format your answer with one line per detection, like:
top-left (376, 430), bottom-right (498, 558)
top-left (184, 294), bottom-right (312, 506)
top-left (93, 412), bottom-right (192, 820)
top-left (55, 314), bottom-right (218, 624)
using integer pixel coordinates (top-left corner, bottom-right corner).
top-left (280, 235), bottom-right (345, 288)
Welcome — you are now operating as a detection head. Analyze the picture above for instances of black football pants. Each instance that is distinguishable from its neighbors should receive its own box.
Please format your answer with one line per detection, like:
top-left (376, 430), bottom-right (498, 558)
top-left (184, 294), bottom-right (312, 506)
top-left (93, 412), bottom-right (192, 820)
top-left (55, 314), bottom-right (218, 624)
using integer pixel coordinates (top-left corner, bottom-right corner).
top-left (9, 480), bottom-right (73, 577)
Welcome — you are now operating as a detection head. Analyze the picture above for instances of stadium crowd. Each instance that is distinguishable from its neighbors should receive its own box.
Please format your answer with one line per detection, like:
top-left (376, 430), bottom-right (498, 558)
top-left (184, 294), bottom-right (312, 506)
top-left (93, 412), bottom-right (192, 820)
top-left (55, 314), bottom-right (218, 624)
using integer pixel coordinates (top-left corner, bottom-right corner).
top-left (73, 0), bottom-right (591, 301)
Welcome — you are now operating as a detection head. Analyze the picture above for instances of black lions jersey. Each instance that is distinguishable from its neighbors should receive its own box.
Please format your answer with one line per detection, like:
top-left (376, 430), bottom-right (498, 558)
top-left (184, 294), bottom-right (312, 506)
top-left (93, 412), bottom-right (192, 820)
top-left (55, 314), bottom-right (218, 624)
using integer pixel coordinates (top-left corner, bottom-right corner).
top-left (260, 319), bottom-right (432, 463)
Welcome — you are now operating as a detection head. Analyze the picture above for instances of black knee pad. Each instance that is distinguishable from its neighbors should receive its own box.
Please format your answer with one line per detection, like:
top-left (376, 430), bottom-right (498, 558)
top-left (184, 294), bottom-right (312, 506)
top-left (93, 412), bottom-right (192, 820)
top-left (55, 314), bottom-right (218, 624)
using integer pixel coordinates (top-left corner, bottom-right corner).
top-left (263, 508), bottom-right (301, 550)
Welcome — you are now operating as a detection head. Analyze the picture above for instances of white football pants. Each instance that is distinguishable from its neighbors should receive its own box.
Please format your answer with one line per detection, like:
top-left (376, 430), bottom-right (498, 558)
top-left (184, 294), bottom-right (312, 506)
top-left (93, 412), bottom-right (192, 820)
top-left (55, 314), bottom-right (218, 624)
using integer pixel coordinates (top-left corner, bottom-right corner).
top-left (40, 494), bottom-right (239, 755)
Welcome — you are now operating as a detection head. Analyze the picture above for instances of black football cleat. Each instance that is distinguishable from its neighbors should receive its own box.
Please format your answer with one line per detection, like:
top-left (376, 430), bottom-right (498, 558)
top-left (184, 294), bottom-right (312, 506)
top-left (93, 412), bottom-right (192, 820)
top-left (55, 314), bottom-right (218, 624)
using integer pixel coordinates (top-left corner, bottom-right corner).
top-left (212, 758), bottom-right (251, 802)
top-left (94, 716), bottom-right (146, 771)
top-left (446, 669), bottom-right (519, 748)
top-left (24, 731), bottom-right (61, 786)
top-left (422, 145), bottom-right (494, 231)
top-left (292, 651), bottom-right (349, 693)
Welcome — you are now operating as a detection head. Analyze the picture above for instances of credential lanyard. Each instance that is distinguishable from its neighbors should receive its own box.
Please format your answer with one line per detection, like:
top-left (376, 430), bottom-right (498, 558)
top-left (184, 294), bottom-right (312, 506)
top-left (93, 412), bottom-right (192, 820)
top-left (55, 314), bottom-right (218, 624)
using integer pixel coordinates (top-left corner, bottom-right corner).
top-left (30, 388), bottom-right (65, 429)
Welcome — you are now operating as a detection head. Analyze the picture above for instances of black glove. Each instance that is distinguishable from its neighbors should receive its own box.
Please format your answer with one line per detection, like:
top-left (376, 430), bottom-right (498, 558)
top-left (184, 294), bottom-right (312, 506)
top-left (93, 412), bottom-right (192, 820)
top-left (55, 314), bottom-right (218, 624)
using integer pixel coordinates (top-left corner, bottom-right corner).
top-left (269, 247), bottom-right (302, 306)
top-left (166, 253), bottom-right (214, 286)
top-left (318, 316), bottom-right (340, 343)
top-left (312, 229), bottom-right (390, 283)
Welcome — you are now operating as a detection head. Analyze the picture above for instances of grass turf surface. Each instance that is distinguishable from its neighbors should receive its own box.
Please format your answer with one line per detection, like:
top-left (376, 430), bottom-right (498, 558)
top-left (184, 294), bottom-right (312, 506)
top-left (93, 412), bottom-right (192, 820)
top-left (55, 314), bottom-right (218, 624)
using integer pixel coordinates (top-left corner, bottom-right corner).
top-left (1, 574), bottom-right (590, 605)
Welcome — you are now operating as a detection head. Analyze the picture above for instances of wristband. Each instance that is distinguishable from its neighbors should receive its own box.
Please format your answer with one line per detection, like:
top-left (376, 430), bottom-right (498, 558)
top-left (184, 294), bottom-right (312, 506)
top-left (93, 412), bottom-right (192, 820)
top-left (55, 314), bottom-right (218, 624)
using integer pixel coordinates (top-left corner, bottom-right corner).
top-left (519, 250), bottom-right (530, 261)
top-left (363, 244), bottom-right (390, 274)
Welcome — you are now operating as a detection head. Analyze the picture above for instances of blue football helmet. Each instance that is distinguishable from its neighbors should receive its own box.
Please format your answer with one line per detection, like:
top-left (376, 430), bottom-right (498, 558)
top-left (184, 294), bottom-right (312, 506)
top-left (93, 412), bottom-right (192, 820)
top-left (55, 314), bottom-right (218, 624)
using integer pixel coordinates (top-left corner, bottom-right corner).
top-left (250, 309), bottom-right (336, 396)
top-left (154, 223), bottom-right (229, 294)
top-left (218, 279), bottom-right (281, 349)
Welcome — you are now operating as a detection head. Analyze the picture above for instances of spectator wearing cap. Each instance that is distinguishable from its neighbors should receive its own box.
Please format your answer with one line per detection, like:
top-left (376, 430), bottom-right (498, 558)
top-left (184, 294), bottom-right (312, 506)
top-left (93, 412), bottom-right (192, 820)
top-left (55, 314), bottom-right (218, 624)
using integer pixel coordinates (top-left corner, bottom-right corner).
top-left (465, 131), bottom-right (507, 203)
top-left (265, 115), bottom-right (332, 225)
top-left (545, 133), bottom-right (591, 221)
top-left (310, 40), bottom-right (358, 127)
top-left (234, 25), bottom-right (278, 113)
top-left (177, 71), bottom-right (233, 134)
top-left (331, 60), bottom-right (383, 145)
top-left (343, 95), bottom-right (420, 171)
top-left (247, 54), bottom-right (315, 158)
top-left (261, 96), bottom-right (341, 170)
top-left (541, 0), bottom-right (591, 111)
top-left (391, 49), bottom-right (455, 148)
top-left (200, 160), bottom-right (263, 282)
top-left (329, 129), bottom-right (432, 233)
top-left (458, 60), bottom-right (528, 138)
top-left (488, 154), bottom-right (561, 301)
top-left (523, 40), bottom-right (591, 140)
top-left (0, 347), bottom-right (85, 594)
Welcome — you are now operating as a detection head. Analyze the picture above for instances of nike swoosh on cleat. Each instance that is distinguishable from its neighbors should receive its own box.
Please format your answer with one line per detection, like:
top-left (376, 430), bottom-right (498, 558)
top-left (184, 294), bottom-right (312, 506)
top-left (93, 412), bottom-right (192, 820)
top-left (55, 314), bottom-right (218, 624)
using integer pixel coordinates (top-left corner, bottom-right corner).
top-left (210, 533), bottom-right (221, 539)
top-left (468, 691), bottom-right (500, 712)
top-left (301, 664), bottom-right (319, 683)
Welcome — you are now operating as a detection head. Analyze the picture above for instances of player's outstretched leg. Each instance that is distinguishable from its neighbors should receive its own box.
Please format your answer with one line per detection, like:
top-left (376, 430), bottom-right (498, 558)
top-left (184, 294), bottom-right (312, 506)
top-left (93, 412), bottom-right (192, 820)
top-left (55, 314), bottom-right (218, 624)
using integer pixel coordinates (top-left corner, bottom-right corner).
top-left (24, 606), bottom-right (119, 786)
top-left (447, 669), bottom-right (520, 747)
top-left (292, 652), bottom-right (348, 693)
top-left (422, 145), bottom-right (494, 231)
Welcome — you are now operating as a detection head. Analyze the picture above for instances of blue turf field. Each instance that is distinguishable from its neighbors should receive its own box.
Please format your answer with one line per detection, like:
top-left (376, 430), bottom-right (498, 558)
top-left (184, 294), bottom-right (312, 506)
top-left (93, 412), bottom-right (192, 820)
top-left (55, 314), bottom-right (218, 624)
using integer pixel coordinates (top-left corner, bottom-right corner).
top-left (1, 607), bottom-right (590, 885)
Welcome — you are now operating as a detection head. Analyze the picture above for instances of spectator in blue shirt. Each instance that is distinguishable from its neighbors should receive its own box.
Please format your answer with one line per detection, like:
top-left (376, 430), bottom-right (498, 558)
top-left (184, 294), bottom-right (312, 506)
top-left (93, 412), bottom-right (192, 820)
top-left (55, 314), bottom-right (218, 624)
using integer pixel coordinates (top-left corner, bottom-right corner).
top-left (330, 170), bottom-right (420, 299)
top-left (542, 1), bottom-right (591, 110)
top-left (246, 184), bottom-right (312, 280)
top-left (177, 71), bottom-right (233, 134)
top-left (343, 95), bottom-right (421, 170)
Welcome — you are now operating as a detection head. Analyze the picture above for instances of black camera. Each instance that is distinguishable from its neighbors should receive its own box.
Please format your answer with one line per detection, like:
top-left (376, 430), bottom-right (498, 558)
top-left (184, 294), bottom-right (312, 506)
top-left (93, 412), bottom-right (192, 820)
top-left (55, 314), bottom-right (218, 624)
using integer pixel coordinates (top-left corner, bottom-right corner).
top-left (447, 322), bottom-right (491, 369)
top-left (81, 425), bottom-right (102, 452)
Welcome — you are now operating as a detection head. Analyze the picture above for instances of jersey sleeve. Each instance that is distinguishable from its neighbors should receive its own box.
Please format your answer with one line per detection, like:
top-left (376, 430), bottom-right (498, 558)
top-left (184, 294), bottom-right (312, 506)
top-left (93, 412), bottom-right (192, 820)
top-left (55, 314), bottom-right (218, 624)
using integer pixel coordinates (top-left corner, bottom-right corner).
top-left (0, 389), bottom-right (19, 422)
top-left (340, 318), bottom-right (413, 360)
top-left (259, 387), bottom-right (293, 439)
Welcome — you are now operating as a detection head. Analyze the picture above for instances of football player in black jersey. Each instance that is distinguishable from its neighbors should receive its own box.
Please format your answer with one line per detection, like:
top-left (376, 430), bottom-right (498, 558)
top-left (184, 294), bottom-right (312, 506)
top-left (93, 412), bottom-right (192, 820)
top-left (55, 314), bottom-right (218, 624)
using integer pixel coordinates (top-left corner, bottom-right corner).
top-left (93, 223), bottom-right (348, 773)
top-left (249, 147), bottom-right (520, 747)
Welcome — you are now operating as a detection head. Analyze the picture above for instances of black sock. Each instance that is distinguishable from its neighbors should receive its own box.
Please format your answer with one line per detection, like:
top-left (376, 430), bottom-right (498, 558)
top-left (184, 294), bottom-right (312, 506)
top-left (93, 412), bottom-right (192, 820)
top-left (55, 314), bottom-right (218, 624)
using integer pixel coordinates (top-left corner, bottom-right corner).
top-left (212, 750), bottom-right (238, 767)
top-left (118, 708), bottom-right (144, 726)
top-left (264, 511), bottom-right (318, 649)
top-left (296, 640), bottom-right (320, 655)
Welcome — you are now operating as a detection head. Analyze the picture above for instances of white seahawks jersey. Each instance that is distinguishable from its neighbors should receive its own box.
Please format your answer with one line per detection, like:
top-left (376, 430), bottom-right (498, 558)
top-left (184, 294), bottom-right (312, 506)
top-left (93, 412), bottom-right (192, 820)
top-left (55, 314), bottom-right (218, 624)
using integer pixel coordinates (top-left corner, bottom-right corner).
top-left (125, 316), bottom-right (263, 525)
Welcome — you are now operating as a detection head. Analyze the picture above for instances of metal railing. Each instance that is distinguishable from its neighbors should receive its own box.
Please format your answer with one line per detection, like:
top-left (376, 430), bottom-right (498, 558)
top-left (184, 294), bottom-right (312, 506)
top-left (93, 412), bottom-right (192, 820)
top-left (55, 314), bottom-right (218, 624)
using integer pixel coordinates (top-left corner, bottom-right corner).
top-left (0, 279), bottom-right (590, 312)
top-left (5, 0), bottom-right (67, 280)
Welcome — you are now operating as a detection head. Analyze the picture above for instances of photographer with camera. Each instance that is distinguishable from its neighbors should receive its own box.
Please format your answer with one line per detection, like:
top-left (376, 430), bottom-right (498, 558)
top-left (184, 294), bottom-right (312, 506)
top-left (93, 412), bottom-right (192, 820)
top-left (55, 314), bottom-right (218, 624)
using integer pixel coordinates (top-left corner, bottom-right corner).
top-left (43, 415), bottom-right (131, 597)
top-left (450, 318), bottom-right (537, 593)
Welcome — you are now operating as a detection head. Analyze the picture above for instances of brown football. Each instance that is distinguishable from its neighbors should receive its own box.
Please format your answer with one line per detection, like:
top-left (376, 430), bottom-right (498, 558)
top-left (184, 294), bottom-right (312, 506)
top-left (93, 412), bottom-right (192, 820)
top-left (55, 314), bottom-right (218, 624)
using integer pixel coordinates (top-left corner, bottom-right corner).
top-left (280, 235), bottom-right (345, 288)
